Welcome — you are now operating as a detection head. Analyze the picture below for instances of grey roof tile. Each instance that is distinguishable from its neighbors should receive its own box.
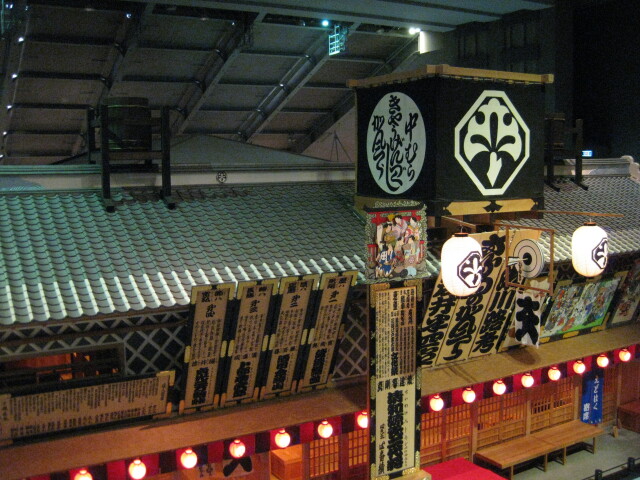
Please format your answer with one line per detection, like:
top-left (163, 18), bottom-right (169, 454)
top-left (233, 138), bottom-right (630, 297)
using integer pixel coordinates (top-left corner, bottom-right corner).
top-left (1, 179), bottom-right (636, 325)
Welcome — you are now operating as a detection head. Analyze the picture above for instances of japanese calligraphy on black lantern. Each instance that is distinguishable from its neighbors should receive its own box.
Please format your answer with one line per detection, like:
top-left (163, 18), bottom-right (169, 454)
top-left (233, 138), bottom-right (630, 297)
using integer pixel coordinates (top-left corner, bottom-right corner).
top-left (184, 284), bottom-right (234, 410)
top-left (298, 271), bottom-right (357, 392)
top-left (262, 276), bottom-right (318, 399)
top-left (372, 287), bottom-right (417, 479)
top-left (366, 92), bottom-right (426, 195)
top-left (223, 280), bottom-right (276, 405)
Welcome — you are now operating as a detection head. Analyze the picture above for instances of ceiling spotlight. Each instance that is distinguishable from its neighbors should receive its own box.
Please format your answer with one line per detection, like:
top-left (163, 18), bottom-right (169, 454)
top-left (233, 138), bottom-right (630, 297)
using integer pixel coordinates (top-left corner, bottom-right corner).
top-left (321, 19), bottom-right (330, 27)
top-left (408, 27), bottom-right (421, 35)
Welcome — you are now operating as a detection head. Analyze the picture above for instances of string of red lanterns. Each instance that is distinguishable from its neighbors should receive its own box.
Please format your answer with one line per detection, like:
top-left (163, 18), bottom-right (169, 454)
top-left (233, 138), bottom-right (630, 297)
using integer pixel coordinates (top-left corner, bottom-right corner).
top-left (66, 348), bottom-right (634, 479)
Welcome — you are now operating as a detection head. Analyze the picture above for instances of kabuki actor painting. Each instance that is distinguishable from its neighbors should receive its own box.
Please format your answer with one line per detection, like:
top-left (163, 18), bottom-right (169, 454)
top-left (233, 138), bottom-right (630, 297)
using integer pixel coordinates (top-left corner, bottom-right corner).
top-left (365, 204), bottom-right (427, 280)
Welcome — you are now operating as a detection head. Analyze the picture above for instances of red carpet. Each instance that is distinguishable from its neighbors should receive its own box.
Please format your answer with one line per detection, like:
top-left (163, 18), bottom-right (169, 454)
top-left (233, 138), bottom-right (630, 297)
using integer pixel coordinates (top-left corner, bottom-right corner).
top-left (424, 457), bottom-right (504, 480)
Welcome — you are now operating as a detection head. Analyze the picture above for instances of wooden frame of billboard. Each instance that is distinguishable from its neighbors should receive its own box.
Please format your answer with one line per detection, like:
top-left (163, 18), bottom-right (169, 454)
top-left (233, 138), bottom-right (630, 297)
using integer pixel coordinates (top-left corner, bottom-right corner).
top-left (494, 222), bottom-right (555, 296)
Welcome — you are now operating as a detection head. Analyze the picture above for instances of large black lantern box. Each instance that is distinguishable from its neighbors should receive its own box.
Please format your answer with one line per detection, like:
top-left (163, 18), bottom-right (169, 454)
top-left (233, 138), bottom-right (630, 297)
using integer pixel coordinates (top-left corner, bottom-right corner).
top-left (349, 65), bottom-right (554, 216)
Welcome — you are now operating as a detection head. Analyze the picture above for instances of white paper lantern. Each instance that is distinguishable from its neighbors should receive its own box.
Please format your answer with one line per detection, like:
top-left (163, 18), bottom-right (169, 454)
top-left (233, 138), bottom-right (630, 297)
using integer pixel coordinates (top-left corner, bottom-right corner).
top-left (492, 380), bottom-right (507, 396)
top-left (441, 233), bottom-right (483, 297)
top-left (572, 222), bottom-right (608, 277)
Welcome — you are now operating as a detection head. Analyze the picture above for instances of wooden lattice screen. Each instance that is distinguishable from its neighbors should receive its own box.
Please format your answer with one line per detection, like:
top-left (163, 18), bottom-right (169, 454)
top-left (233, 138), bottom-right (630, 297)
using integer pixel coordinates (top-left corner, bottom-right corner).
top-left (310, 436), bottom-right (340, 478)
top-left (346, 428), bottom-right (368, 478)
top-left (530, 377), bottom-right (575, 432)
top-left (443, 403), bottom-right (472, 461)
top-left (420, 410), bottom-right (444, 466)
top-left (477, 389), bottom-right (527, 449)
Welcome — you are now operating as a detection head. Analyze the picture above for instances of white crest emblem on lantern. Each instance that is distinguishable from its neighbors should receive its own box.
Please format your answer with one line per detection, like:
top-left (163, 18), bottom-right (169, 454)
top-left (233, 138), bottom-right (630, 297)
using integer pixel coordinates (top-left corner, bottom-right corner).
top-left (454, 90), bottom-right (529, 195)
top-left (366, 91), bottom-right (426, 194)
top-left (441, 233), bottom-right (483, 297)
top-left (571, 222), bottom-right (608, 277)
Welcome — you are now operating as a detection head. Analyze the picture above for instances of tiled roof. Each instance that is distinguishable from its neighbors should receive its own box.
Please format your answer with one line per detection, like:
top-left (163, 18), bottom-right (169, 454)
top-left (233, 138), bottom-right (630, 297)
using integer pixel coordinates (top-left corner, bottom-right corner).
top-left (0, 182), bottom-right (378, 325)
top-left (503, 176), bottom-right (640, 262)
top-left (0, 176), bottom-right (638, 326)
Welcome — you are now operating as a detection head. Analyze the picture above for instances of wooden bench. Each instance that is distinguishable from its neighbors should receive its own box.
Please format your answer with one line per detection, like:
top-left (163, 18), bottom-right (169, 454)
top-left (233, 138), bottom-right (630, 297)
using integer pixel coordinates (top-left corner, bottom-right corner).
top-left (618, 399), bottom-right (640, 433)
top-left (530, 419), bottom-right (603, 465)
top-left (474, 420), bottom-right (604, 479)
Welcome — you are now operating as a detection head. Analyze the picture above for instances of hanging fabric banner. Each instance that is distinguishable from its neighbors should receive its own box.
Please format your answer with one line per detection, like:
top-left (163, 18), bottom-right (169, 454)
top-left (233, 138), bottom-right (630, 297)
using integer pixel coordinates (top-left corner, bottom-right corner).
top-left (581, 369), bottom-right (604, 424)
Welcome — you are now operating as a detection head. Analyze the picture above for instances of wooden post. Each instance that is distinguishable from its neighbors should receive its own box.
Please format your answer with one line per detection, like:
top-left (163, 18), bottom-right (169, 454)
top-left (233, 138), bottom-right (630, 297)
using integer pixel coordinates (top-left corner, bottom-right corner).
top-left (160, 106), bottom-right (175, 209)
top-left (99, 104), bottom-right (115, 212)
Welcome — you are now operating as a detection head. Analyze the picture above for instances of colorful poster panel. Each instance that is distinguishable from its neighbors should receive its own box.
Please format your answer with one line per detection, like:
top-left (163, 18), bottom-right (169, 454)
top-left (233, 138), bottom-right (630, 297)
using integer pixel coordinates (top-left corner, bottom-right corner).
top-left (260, 275), bottom-right (320, 400)
top-left (222, 280), bottom-right (278, 407)
top-left (370, 285), bottom-right (421, 480)
top-left (610, 260), bottom-right (640, 325)
top-left (364, 205), bottom-right (427, 280)
top-left (0, 372), bottom-right (172, 442)
top-left (182, 283), bottom-right (236, 412)
top-left (297, 271), bottom-right (357, 393)
top-left (541, 277), bottom-right (621, 340)
top-left (540, 281), bottom-right (582, 338)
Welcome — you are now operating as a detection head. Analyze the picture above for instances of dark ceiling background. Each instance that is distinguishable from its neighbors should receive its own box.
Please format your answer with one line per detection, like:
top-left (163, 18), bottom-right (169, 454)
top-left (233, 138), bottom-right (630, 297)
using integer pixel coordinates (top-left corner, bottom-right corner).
top-left (0, 0), bottom-right (554, 165)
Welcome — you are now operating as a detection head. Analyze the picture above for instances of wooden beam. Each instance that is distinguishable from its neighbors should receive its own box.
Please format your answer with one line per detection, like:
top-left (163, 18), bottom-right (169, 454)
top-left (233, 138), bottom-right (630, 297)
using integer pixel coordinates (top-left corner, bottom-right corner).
top-left (421, 325), bottom-right (640, 395)
top-left (0, 382), bottom-right (366, 479)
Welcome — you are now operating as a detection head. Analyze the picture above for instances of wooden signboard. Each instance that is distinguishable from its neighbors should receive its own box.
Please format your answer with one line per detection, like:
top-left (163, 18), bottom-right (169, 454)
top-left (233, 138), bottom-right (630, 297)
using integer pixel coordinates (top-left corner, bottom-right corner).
top-left (499, 275), bottom-right (552, 350)
top-left (420, 230), bottom-right (539, 366)
top-left (182, 283), bottom-right (236, 412)
top-left (468, 230), bottom-right (539, 358)
top-left (261, 275), bottom-right (320, 400)
top-left (370, 285), bottom-right (421, 479)
top-left (435, 232), bottom-right (510, 366)
top-left (297, 271), bottom-right (358, 393)
top-left (0, 372), bottom-right (172, 442)
top-left (222, 280), bottom-right (278, 406)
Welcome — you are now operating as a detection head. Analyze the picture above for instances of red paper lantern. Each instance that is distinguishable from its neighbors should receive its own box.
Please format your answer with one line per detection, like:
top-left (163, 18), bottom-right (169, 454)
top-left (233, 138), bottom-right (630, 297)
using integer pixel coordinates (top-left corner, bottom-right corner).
top-left (597, 354), bottom-right (610, 368)
top-left (317, 420), bottom-right (333, 439)
top-left (619, 349), bottom-right (632, 362)
top-left (548, 366), bottom-right (562, 381)
top-left (492, 380), bottom-right (507, 396)
top-left (429, 394), bottom-right (444, 412)
top-left (74, 469), bottom-right (93, 480)
top-left (462, 387), bottom-right (476, 403)
top-left (356, 411), bottom-right (369, 429)
top-left (573, 360), bottom-right (586, 375)
top-left (180, 448), bottom-right (198, 469)
top-left (229, 439), bottom-right (246, 459)
top-left (274, 429), bottom-right (291, 449)
top-left (128, 459), bottom-right (146, 480)
top-left (521, 372), bottom-right (535, 388)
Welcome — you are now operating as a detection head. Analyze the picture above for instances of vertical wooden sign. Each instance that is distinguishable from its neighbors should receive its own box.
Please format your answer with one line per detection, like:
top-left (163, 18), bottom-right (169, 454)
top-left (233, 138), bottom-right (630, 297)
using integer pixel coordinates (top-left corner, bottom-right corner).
top-left (261, 275), bottom-right (320, 400)
top-left (222, 279), bottom-right (278, 406)
top-left (435, 232), bottom-right (505, 365)
top-left (468, 230), bottom-right (539, 357)
top-left (370, 285), bottom-right (422, 480)
top-left (182, 283), bottom-right (235, 412)
top-left (297, 271), bottom-right (357, 392)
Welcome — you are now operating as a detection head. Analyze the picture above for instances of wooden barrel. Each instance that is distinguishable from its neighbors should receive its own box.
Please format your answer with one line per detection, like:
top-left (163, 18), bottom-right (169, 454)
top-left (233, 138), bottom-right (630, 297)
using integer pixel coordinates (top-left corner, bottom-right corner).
top-left (103, 97), bottom-right (152, 151)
